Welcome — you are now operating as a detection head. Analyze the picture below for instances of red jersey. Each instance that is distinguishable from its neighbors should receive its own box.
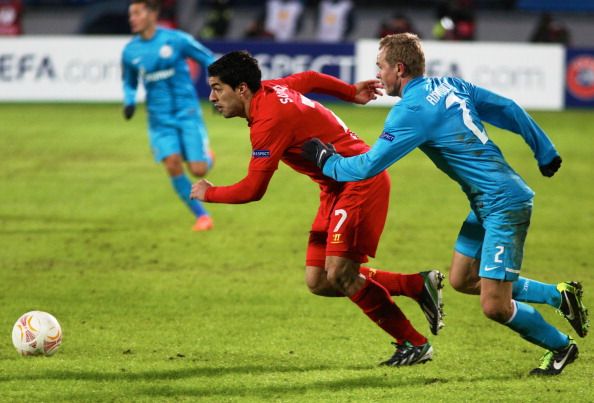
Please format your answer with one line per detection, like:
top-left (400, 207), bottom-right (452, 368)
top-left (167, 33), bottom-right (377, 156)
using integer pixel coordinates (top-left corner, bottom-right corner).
top-left (205, 71), bottom-right (370, 203)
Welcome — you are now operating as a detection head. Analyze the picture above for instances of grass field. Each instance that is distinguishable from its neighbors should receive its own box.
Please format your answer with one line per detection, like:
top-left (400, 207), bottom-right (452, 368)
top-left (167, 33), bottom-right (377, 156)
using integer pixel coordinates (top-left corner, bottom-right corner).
top-left (1, 103), bottom-right (593, 402)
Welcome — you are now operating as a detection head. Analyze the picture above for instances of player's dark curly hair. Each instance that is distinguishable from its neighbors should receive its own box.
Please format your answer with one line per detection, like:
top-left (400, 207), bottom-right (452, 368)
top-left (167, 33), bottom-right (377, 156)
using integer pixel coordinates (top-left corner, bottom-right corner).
top-left (130, 0), bottom-right (160, 12)
top-left (208, 51), bottom-right (262, 93)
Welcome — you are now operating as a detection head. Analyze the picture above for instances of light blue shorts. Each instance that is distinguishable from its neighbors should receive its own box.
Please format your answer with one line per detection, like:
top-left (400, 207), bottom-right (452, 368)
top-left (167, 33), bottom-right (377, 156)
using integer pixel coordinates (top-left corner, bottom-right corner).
top-left (454, 202), bottom-right (532, 281)
top-left (148, 108), bottom-right (210, 163)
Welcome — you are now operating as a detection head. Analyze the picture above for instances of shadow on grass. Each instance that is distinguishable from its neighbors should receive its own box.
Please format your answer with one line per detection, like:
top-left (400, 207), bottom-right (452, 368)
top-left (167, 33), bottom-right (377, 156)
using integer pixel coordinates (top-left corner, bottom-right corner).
top-left (0, 364), bottom-right (452, 399)
top-left (0, 364), bottom-right (350, 382)
top-left (137, 373), bottom-right (440, 399)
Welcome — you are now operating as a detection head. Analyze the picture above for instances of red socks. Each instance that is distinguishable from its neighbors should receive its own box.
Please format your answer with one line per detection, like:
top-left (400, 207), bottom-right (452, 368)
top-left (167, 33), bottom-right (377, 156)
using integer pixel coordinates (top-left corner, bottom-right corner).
top-left (360, 267), bottom-right (424, 299)
top-left (349, 278), bottom-right (427, 346)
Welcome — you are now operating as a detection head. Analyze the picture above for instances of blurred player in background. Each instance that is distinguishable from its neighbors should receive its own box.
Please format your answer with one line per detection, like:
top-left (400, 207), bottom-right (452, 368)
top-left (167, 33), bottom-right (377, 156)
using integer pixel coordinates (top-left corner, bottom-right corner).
top-left (302, 33), bottom-right (589, 376)
top-left (191, 51), bottom-right (445, 366)
top-left (121, 0), bottom-right (215, 231)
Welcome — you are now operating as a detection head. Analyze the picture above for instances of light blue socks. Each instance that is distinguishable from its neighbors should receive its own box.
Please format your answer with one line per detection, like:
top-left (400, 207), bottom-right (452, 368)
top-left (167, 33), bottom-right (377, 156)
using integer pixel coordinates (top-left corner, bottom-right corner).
top-left (512, 277), bottom-right (561, 308)
top-left (506, 300), bottom-right (569, 351)
top-left (171, 174), bottom-right (208, 217)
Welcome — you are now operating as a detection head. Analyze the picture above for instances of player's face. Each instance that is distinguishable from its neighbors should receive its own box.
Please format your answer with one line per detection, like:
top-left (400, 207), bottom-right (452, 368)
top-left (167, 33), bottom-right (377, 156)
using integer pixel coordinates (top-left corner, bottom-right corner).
top-left (376, 47), bottom-right (402, 97)
top-left (128, 3), bottom-right (156, 34)
top-left (208, 77), bottom-right (246, 118)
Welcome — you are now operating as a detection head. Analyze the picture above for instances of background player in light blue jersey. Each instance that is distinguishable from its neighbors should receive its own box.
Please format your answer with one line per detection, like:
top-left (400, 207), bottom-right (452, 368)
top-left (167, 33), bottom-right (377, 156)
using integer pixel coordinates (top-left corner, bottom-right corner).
top-left (302, 33), bottom-right (589, 375)
top-left (122, 0), bottom-right (215, 231)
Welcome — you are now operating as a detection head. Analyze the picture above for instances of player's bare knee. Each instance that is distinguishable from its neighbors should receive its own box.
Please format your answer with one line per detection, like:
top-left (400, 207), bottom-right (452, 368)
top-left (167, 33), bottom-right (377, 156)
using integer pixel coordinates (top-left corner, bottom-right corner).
top-left (481, 301), bottom-right (512, 323)
top-left (305, 276), bottom-right (328, 295)
top-left (449, 275), bottom-right (467, 292)
top-left (163, 155), bottom-right (184, 176)
top-left (189, 162), bottom-right (209, 177)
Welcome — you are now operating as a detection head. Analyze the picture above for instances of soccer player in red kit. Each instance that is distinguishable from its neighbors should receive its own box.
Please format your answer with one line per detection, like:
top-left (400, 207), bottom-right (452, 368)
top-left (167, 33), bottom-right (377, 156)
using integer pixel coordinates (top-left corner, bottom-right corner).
top-left (191, 51), bottom-right (444, 366)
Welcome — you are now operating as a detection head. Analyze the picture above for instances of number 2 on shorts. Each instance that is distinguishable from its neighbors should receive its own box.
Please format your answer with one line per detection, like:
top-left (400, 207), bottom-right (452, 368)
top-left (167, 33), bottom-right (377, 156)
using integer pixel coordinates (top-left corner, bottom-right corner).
top-left (494, 245), bottom-right (505, 263)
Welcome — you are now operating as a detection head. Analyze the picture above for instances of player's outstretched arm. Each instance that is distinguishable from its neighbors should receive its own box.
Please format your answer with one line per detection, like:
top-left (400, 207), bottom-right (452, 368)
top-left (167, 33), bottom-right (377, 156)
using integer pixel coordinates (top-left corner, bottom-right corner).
top-left (191, 170), bottom-right (274, 204)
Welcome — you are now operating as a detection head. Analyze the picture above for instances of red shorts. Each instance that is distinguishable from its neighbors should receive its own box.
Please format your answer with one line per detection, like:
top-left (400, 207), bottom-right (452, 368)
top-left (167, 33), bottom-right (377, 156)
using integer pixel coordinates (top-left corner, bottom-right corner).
top-left (306, 171), bottom-right (390, 267)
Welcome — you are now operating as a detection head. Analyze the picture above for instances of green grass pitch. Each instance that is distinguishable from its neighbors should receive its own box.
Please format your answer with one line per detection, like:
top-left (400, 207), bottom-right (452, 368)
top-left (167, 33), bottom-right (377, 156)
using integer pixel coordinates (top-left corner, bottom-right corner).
top-left (0, 103), bottom-right (593, 402)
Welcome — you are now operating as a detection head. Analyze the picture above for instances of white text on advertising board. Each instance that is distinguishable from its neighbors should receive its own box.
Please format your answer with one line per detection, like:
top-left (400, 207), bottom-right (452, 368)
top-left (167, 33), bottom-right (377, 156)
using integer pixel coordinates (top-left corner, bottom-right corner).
top-left (0, 53), bottom-right (120, 83)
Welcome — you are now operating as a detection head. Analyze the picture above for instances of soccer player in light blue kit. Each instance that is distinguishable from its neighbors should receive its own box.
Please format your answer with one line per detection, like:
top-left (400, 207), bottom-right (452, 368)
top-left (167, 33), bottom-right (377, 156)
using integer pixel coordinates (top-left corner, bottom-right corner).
top-left (302, 33), bottom-right (589, 375)
top-left (122, 0), bottom-right (215, 231)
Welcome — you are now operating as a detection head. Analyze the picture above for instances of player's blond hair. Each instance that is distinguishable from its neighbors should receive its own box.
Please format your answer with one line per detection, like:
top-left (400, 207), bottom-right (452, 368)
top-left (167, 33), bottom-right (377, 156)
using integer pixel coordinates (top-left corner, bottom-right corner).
top-left (379, 33), bottom-right (425, 78)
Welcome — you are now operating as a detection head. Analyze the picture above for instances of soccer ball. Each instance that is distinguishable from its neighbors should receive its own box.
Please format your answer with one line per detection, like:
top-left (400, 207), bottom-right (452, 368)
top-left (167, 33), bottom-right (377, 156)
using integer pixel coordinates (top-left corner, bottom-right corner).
top-left (11, 311), bottom-right (63, 356)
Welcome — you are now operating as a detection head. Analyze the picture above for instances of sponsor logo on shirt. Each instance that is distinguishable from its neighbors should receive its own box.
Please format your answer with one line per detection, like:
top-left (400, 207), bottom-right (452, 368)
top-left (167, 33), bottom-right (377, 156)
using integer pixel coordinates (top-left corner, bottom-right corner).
top-left (143, 68), bottom-right (175, 82)
top-left (252, 150), bottom-right (271, 158)
top-left (379, 132), bottom-right (394, 142)
top-left (331, 233), bottom-right (343, 244)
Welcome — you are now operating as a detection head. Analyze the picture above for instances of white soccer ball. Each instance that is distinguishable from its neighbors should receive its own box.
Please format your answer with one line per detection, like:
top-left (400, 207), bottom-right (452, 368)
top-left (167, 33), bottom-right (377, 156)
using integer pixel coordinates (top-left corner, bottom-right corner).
top-left (11, 311), bottom-right (63, 356)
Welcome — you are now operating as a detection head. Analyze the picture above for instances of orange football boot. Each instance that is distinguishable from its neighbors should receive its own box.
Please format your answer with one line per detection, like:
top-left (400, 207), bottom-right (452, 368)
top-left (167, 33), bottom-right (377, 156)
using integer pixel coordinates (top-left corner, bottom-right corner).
top-left (192, 215), bottom-right (214, 231)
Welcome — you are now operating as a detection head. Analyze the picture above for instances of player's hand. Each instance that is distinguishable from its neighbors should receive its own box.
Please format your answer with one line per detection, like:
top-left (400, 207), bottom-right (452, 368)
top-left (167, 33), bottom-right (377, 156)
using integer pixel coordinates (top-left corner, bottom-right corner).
top-left (123, 105), bottom-right (135, 120)
top-left (191, 179), bottom-right (213, 201)
top-left (301, 138), bottom-right (336, 169)
top-left (353, 79), bottom-right (383, 104)
top-left (539, 156), bottom-right (562, 177)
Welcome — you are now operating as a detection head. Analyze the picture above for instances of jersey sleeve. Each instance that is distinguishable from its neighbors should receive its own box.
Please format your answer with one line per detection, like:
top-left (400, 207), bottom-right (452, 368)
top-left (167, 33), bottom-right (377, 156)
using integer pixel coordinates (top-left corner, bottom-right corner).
top-left (204, 170), bottom-right (274, 204)
top-left (121, 47), bottom-right (138, 107)
top-left (248, 112), bottom-right (295, 172)
top-left (470, 82), bottom-right (559, 165)
top-left (204, 106), bottom-right (293, 203)
top-left (179, 31), bottom-right (215, 67)
top-left (323, 106), bottom-right (426, 181)
top-left (274, 71), bottom-right (356, 102)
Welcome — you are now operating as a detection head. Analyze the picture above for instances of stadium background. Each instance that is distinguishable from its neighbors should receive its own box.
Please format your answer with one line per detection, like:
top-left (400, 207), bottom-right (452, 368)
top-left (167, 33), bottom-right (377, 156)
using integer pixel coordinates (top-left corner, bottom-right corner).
top-left (1, 1), bottom-right (594, 401)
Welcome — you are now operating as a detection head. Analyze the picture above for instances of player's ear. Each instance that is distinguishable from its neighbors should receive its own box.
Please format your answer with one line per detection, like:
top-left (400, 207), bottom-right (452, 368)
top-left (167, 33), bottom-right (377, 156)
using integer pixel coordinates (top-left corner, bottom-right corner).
top-left (237, 82), bottom-right (248, 97)
top-left (397, 62), bottom-right (406, 77)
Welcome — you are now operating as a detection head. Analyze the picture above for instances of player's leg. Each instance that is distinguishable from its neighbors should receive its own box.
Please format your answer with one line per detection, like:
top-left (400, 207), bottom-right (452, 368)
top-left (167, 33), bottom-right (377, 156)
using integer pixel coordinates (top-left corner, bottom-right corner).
top-left (451, 212), bottom-right (589, 336)
top-left (512, 278), bottom-right (589, 337)
top-left (308, 262), bottom-right (440, 300)
top-left (329, 174), bottom-right (432, 365)
top-left (351, 173), bottom-right (444, 336)
top-left (163, 154), bottom-right (210, 225)
top-left (304, 236), bottom-right (432, 365)
top-left (149, 122), bottom-right (211, 229)
top-left (481, 278), bottom-right (577, 376)
top-left (450, 210), bottom-right (558, 297)
top-left (326, 255), bottom-right (433, 366)
top-left (479, 204), bottom-right (577, 375)
top-left (305, 263), bottom-right (342, 297)
top-left (449, 211), bottom-right (483, 295)
top-left (180, 110), bottom-right (214, 178)
top-left (359, 267), bottom-right (428, 298)
top-left (177, 116), bottom-right (213, 231)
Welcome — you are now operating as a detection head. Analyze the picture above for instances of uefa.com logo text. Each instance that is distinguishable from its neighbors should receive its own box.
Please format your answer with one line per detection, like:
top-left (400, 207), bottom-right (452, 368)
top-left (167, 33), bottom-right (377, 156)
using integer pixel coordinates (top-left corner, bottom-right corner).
top-left (0, 53), bottom-right (120, 83)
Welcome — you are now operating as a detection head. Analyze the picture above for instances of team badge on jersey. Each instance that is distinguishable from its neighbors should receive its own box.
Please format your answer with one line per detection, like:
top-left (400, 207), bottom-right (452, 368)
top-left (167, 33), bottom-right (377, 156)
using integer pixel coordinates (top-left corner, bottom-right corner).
top-left (252, 150), bottom-right (270, 158)
top-left (380, 132), bottom-right (395, 142)
top-left (159, 45), bottom-right (173, 58)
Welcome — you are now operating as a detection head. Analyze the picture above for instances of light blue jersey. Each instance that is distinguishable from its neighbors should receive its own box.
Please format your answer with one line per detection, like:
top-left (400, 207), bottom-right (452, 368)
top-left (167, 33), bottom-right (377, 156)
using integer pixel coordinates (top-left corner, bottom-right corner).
top-left (323, 76), bottom-right (560, 281)
top-left (122, 27), bottom-right (215, 162)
